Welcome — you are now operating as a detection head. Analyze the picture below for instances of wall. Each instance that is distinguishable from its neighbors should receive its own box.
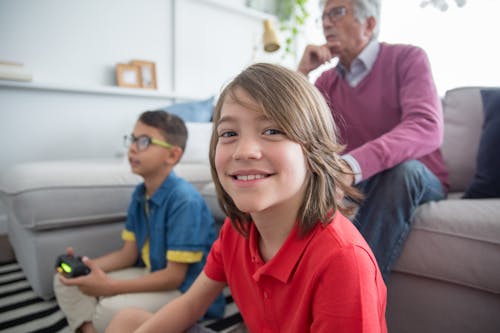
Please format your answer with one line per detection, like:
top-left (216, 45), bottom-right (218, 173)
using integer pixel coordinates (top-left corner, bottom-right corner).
top-left (0, 0), bottom-right (274, 169)
top-left (0, 0), bottom-right (274, 231)
top-left (0, 0), bottom-right (173, 89)
top-left (175, 0), bottom-right (266, 95)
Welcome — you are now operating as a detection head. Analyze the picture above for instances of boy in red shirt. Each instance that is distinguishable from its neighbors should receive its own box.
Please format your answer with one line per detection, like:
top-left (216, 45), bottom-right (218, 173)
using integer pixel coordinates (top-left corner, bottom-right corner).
top-left (106, 63), bottom-right (387, 333)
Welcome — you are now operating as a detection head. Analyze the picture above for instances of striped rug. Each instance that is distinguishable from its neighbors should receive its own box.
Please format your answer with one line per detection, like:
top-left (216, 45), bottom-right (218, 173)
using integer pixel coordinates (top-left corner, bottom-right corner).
top-left (0, 261), bottom-right (244, 333)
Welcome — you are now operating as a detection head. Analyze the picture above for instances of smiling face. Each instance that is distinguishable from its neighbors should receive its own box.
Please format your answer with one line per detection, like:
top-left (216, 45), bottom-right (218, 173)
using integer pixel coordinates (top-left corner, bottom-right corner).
top-left (322, 0), bottom-right (375, 68)
top-left (214, 88), bottom-right (308, 219)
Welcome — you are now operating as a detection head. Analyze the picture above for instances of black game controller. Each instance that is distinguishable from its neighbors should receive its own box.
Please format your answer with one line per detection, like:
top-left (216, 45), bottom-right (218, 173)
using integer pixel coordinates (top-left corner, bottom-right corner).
top-left (55, 254), bottom-right (90, 278)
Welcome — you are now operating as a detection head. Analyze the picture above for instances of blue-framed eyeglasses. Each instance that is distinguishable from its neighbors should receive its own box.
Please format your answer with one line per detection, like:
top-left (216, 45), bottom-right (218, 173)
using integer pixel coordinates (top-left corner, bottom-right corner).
top-left (124, 134), bottom-right (172, 152)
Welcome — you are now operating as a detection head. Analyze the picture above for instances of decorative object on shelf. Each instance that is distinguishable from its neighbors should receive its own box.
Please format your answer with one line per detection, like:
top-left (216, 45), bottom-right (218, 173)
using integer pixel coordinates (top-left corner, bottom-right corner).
top-left (131, 60), bottom-right (157, 89)
top-left (115, 60), bottom-right (157, 89)
top-left (116, 63), bottom-right (141, 88)
top-left (263, 19), bottom-right (280, 52)
top-left (420, 0), bottom-right (466, 11)
top-left (0, 61), bottom-right (33, 82)
top-left (246, 0), bottom-right (310, 57)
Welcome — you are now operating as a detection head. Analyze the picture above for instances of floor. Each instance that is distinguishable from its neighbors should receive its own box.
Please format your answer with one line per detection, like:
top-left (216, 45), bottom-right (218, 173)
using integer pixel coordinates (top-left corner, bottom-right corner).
top-left (0, 239), bottom-right (244, 333)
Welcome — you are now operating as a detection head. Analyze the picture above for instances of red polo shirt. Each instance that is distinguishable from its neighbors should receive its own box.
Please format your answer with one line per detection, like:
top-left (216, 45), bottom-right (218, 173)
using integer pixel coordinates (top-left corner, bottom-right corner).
top-left (204, 213), bottom-right (387, 333)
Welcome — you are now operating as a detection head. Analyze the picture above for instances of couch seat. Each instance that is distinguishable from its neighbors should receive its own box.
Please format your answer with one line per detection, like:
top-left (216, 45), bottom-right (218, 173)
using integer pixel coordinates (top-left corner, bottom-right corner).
top-left (393, 197), bottom-right (500, 294)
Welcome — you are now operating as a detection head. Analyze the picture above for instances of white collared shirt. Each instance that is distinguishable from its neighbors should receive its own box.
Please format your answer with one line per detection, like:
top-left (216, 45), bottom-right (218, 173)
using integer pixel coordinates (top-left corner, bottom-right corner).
top-left (336, 39), bottom-right (380, 87)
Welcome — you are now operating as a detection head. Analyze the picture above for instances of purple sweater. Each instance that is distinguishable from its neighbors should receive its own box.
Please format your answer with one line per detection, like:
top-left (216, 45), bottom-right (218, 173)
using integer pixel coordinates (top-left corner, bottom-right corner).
top-left (315, 43), bottom-right (449, 190)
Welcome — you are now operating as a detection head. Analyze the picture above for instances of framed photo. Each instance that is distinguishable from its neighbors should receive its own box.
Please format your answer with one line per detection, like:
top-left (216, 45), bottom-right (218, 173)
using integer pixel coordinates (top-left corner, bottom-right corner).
top-left (131, 60), bottom-right (157, 89)
top-left (116, 64), bottom-right (141, 88)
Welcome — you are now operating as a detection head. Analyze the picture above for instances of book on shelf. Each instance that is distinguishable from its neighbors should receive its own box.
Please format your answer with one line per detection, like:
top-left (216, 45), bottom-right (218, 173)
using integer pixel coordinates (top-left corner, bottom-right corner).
top-left (0, 61), bottom-right (33, 82)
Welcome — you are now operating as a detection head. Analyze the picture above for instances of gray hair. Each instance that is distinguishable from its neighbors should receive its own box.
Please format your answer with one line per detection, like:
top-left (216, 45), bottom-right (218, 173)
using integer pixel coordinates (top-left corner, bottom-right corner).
top-left (319, 0), bottom-right (381, 38)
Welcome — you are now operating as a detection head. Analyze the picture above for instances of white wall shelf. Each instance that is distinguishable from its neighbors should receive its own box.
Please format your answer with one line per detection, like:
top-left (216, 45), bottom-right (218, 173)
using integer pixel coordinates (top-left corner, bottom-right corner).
top-left (0, 80), bottom-right (201, 101)
top-left (195, 0), bottom-right (276, 20)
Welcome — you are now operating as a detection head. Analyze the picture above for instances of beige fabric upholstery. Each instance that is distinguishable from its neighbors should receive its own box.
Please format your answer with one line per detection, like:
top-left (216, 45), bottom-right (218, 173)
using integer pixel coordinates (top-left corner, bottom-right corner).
top-left (388, 86), bottom-right (500, 333)
top-left (441, 87), bottom-right (483, 192)
top-left (395, 198), bottom-right (500, 293)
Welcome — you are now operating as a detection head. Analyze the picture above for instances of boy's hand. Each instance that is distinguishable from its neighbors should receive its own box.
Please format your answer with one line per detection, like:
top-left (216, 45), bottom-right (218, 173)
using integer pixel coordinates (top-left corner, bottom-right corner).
top-left (54, 246), bottom-right (74, 273)
top-left (65, 246), bottom-right (75, 257)
top-left (59, 257), bottom-right (116, 297)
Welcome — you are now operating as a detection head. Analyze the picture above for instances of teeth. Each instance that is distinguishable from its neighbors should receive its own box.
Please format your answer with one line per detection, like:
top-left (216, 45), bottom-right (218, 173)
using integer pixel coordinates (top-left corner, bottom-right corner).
top-left (235, 174), bottom-right (266, 181)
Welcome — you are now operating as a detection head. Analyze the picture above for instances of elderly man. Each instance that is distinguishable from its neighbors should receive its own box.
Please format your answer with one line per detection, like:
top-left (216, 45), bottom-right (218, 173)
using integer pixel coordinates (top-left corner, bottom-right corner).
top-left (298, 0), bottom-right (448, 281)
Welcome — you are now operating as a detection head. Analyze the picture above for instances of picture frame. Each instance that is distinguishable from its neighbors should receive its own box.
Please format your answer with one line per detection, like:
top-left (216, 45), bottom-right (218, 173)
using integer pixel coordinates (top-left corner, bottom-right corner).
top-left (131, 60), bottom-right (157, 89)
top-left (116, 63), bottom-right (141, 88)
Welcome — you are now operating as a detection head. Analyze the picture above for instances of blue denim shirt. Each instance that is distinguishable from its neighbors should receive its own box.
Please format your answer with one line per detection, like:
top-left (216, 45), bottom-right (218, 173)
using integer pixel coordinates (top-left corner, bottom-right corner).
top-left (125, 171), bottom-right (225, 318)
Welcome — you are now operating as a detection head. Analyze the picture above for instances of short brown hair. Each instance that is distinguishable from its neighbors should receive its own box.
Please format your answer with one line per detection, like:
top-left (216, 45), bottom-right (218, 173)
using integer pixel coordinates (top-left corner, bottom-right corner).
top-left (139, 110), bottom-right (188, 152)
top-left (209, 63), bottom-right (361, 237)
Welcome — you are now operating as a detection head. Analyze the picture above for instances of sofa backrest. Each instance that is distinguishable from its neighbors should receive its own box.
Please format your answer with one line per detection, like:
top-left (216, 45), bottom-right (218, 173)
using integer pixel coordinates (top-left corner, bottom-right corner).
top-left (182, 122), bottom-right (212, 164)
top-left (441, 87), bottom-right (484, 192)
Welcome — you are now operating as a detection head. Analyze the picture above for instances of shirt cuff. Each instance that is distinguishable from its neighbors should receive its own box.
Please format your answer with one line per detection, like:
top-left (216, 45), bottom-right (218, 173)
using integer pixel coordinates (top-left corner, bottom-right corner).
top-left (342, 154), bottom-right (362, 184)
top-left (167, 250), bottom-right (203, 263)
top-left (121, 229), bottom-right (136, 242)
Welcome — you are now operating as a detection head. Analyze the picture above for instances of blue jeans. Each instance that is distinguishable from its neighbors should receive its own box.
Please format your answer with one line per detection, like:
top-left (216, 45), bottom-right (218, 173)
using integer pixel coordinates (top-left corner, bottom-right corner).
top-left (352, 160), bottom-right (445, 282)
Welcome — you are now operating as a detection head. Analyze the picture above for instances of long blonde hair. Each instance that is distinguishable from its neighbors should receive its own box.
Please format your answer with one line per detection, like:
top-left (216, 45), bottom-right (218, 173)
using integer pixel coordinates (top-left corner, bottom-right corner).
top-left (209, 63), bottom-right (361, 236)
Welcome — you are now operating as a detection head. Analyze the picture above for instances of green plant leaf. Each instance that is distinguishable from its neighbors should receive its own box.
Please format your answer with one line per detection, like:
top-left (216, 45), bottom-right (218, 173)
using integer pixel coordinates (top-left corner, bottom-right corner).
top-left (277, 0), bottom-right (311, 57)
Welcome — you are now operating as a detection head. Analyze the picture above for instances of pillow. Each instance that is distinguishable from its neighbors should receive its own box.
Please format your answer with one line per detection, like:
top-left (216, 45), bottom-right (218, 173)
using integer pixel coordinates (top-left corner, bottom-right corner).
top-left (162, 96), bottom-right (215, 122)
top-left (441, 87), bottom-right (483, 192)
top-left (182, 122), bottom-right (213, 164)
top-left (463, 89), bottom-right (500, 198)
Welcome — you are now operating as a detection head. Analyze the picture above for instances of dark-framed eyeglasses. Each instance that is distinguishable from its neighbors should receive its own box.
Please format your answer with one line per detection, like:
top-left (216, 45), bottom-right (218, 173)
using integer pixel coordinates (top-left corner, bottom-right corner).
top-left (124, 134), bottom-right (172, 152)
top-left (320, 6), bottom-right (348, 24)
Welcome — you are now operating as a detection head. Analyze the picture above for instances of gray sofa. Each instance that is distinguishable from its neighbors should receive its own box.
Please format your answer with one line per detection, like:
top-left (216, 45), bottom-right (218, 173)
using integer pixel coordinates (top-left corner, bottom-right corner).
top-left (0, 122), bottom-right (222, 300)
top-left (1, 88), bottom-right (499, 332)
top-left (387, 87), bottom-right (500, 333)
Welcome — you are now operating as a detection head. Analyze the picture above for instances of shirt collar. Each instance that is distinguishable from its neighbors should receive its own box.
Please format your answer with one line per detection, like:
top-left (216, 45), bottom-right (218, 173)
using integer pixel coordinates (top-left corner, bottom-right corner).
top-left (249, 221), bottom-right (322, 284)
top-left (133, 171), bottom-right (178, 205)
top-left (336, 39), bottom-right (380, 80)
top-left (359, 39), bottom-right (380, 72)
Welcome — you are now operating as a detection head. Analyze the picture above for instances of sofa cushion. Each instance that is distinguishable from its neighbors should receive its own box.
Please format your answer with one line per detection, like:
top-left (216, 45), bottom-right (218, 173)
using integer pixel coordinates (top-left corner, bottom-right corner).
top-left (0, 160), bottom-right (142, 231)
top-left (394, 198), bottom-right (500, 294)
top-left (0, 159), bottom-right (214, 232)
top-left (173, 163), bottom-right (212, 190)
top-left (161, 96), bottom-right (214, 123)
top-left (463, 89), bottom-right (500, 198)
top-left (199, 182), bottom-right (225, 227)
top-left (182, 122), bottom-right (213, 164)
top-left (441, 87), bottom-right (483, 192)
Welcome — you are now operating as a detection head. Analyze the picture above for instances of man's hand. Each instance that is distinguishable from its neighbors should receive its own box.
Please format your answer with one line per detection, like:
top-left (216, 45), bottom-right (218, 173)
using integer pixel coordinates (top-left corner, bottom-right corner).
top-left (298, 44), bottom-right (334, 75)
top-left (59, 257), bottom-right (116, 297)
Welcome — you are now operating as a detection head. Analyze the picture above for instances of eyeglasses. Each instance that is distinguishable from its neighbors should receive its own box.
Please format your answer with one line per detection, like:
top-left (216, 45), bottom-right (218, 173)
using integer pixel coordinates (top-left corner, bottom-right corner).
top-left (320, 6), bottom-right (348, 24)
top-left (124, 134), bottom-right (172, 152)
